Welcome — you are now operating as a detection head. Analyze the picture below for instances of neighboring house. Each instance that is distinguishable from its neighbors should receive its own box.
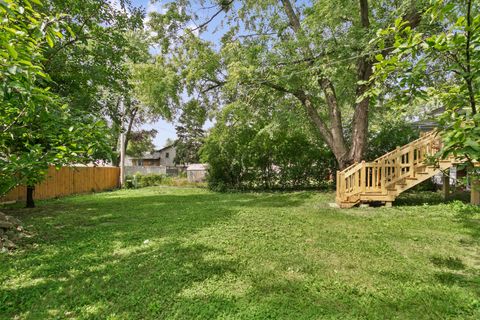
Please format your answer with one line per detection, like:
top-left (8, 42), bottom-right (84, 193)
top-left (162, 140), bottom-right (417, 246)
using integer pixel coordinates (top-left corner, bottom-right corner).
top-left (411, 106), bottom-right (445, 132)
top-left (127, 145), bottom-right (177, 167)
top-left (411, 106), bottom-right (473, 187)
top-left (128, 152), bottom-right (161, 166)
top-left (158, 145), bottom-right (176, 167)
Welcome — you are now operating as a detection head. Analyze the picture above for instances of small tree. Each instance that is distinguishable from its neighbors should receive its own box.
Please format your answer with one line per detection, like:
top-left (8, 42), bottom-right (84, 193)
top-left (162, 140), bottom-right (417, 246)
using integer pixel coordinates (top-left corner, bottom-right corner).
top-left (371, 0), bottom-right (479, 203)
top-left (0, 0), bottom-right (111, 207)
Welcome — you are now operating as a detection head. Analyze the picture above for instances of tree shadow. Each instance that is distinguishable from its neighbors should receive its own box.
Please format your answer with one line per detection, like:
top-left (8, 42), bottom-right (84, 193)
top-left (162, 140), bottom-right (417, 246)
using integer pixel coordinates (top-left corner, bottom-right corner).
top-left (0, 241), bottom-right (240, 318)
top-left (394, 191), bottom-right (470, 207)
top-left (430, 256), bottom-right (466, 270)
top-left (0, 189), bottom-right (316, 318)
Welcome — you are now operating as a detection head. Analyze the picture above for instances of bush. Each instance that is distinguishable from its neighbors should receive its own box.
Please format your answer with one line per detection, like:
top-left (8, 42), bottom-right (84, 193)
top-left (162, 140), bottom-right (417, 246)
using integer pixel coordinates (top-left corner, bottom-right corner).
top-left (200, 102), bottom-right (336, 191)
top-left (125, 173), bottom-right (166, 189)
top-left (125, 173), bottom-right (206, 189)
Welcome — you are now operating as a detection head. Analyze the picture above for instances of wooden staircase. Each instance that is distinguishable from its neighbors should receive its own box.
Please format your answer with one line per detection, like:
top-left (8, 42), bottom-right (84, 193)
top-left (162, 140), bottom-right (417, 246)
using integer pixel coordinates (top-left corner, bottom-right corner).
top-left (336, 131), bottom-right (456, 208)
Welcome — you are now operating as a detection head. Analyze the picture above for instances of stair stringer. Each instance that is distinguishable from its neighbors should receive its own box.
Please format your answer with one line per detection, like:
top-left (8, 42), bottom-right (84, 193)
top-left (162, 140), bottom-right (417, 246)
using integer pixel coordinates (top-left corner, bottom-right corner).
top-left (387, 161), bottom-right (454, 197)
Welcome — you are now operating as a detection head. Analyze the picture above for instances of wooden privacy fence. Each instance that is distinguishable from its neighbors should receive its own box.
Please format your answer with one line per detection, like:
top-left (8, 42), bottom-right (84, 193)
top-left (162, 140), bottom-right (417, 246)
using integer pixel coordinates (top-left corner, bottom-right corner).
top-left (1, 166), bottom-right (120, 203)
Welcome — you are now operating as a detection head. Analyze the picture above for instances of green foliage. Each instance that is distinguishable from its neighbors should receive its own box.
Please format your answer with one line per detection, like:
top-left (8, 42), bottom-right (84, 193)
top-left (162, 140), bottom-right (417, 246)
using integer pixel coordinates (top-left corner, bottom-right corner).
top-left (126, 173), bottom-right (166, 188)
top-left (142, 0), bottom-right (427, 167)
top-left (1, 187), bottom-right (479, 318)
top-left (371, 0), bottom-right (480, 173)
top-left (40, 1), bottom-right (162, 163)
top-left (174, 100), bottom-right (206, 165)
top-left (366, 120), bottom-right (420, 161)
top-left (125, 173), bottom-right (201, 189)
top-left (0, 0), bottom-right (111, 196)
top-left (439, 112), bottom-right (480, 165)
top-left (130, 58), bottom-right (180, 121)
top-left (201, 99), bottom-right (336, 191)
top-left (126, 129), bottom-right (157, 158)
top-left (42, 0), bottom-right (145, 114)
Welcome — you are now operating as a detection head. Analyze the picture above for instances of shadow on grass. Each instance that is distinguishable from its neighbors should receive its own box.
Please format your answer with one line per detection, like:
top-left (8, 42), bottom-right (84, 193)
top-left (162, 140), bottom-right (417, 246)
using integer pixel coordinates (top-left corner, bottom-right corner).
top-left (0, 190), bottom-right (315, 318)
top-left (394, 191), bottom-right (470, 206)
top-left (428, 202), bottom-right (480, 298)
top-left (430, 256), bottom-right (466, 270)
top-left (2, 189), bottom-right (478, 318)
top-left (0, 241), bottom-right (240, 318)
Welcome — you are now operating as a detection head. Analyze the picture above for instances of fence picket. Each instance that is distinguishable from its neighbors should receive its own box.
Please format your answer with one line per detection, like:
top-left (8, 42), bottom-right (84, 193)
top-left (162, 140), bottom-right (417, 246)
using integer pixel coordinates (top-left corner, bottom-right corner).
top-left (1, 166), bottom-right (120, 203)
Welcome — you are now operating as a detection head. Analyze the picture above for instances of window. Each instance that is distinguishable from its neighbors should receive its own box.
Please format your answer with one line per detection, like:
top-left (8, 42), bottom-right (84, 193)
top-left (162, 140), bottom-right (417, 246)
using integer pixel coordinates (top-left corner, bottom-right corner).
top-left (137, 160), bottom-right (144, 166)
top-left (166, 152), bottom-right (169, 158)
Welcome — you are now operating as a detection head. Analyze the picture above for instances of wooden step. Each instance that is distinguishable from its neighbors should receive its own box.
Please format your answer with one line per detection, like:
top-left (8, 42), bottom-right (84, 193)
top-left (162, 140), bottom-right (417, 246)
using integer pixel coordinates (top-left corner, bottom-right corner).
top-left (335, 130), bottom-right (462, 208)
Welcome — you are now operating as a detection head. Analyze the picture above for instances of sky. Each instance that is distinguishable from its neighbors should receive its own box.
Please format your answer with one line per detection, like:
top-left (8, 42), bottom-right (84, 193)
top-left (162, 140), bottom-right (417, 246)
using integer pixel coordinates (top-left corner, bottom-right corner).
top-left (128, 0), bottom-right (223, 149)
top-left (133, 0), bottom-right (175, 148)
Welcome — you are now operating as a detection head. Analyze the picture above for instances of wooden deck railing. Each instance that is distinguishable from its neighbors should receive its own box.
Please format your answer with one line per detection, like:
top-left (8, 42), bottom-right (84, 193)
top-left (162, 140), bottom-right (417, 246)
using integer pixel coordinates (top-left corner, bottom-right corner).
top-left (336, 131), bottom-right (442, 204)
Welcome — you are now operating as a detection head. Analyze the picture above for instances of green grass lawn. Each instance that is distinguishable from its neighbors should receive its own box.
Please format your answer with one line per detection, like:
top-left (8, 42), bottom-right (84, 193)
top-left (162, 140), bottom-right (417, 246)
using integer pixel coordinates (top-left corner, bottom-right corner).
top-left (1, 187), bottom-right (479, 319)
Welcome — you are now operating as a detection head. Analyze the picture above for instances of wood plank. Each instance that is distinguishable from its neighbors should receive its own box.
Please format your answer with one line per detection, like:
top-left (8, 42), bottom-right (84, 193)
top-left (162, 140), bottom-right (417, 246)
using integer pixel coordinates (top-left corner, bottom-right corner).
top-left (3, 166), bottom-right (120, 202)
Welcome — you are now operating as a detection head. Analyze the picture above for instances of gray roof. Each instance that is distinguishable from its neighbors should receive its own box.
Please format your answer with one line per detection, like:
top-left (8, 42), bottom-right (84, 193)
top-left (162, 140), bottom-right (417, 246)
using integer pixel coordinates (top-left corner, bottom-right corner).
top-left (156, 145), bottom-right (175, 153)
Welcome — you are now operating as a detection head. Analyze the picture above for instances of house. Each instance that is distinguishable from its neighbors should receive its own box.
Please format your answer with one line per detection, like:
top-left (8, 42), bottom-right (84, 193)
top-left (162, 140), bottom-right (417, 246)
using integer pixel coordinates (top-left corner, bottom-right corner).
top-left (128, 145), bottom-right (177, 167)
top-left (411, 106), bottom-right (471, 188)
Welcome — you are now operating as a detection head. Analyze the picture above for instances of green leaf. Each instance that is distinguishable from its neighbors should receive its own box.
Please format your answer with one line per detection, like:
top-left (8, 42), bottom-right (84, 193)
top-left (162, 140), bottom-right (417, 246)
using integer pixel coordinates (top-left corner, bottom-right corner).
top-left (46, 34), bottom-right (54, 47)
top-left (465, 139), bottom-right (480, 152)
top-left (6, 44), bottom-right (18, 59)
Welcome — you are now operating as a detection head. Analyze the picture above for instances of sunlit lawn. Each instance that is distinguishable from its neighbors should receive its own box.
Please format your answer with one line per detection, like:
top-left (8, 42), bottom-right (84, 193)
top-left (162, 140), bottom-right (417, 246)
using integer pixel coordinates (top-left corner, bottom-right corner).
top-left (1, 187), bottom-right (479, 319)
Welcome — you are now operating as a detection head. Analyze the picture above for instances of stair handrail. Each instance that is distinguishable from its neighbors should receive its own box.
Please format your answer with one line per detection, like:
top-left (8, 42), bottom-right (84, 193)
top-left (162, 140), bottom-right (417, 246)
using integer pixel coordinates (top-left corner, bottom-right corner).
top-left (372, 130), bottom-right (438, 164)
top-left (336, 130), bottom-right (441, 204)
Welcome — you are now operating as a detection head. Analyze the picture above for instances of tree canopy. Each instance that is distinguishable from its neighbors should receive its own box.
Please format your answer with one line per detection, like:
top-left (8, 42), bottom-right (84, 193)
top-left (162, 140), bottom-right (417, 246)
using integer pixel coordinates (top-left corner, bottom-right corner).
top-left (143, 0), bottom-right (426, 169)
top-left (372, 0), bottom-right (479, 172)
top-left (0, 0), bottom-right (111, 203)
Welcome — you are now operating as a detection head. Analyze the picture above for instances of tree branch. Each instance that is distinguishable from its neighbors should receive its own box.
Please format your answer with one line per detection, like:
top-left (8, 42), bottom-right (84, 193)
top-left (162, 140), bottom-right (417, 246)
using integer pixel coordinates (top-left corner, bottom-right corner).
top-left (191, 1), bottom-right (233, 31)
top-left (465, 0), bottom-right (476, 114)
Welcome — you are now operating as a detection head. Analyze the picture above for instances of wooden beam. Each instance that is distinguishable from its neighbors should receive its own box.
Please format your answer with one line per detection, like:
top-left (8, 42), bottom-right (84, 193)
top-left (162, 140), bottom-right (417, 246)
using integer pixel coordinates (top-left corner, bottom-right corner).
top-left (442, 174), bottom-right (450, 200)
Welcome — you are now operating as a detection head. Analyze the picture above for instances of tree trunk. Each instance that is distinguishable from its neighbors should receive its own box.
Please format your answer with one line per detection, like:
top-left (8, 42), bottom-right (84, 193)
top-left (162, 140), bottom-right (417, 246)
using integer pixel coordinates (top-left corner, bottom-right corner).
top-left (123, 105), bottom-right (138, 156)
top-left (26, 185), bottom-right (35, 208)
top-left (348, 0), bottom-right (372, 163)
top-left (112, 103), bottom-right (138, 166)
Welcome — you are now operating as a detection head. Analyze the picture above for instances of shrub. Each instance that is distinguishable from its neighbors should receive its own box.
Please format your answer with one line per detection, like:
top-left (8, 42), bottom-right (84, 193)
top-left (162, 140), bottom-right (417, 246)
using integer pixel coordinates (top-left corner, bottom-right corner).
top-left (125, 173), bottom-right (166, 188)
top-left (200, 103), bottom-right (336, 191)
top-left (136, 174), bottom-right (165, 188)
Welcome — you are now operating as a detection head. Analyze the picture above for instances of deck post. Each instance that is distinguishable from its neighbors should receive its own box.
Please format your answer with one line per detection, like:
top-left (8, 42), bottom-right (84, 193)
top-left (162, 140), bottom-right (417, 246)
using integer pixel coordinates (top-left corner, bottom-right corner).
top-left (442, 174), bottom-right (450, 200)
top-left (381, 161), bottom-right (386, 194)
top-left (361, 161), bottom-right (366, 193)
top-left (396, 147), bottom-right (401, 179)
top-left (471, 177), bottom-right (480, 205)
top-left (409, 147), bottom-right (415, 178)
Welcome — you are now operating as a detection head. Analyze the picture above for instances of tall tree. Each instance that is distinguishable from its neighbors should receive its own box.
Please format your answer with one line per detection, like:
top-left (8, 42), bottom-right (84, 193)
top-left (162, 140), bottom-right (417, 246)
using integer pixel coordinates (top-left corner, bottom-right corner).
top-left (126, 129), bottom-right (158, 158)
top-left (174, 101), bottom-right (206, 165)
top-left (0, 0), bottom-right (111, 207)
top-left (145, 0), bottom-right (425, 169)
top-left (40, 1), bottom-right (159, 163)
